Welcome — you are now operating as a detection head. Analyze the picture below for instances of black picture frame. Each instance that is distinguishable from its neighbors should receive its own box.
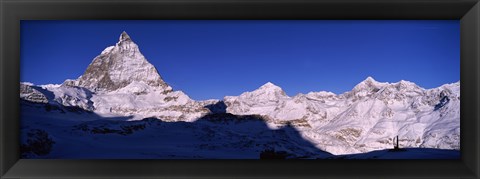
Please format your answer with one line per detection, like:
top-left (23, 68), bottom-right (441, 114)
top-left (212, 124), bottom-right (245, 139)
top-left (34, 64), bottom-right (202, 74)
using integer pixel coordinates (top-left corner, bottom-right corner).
top-left (1, 0), bottom-right (479, 178)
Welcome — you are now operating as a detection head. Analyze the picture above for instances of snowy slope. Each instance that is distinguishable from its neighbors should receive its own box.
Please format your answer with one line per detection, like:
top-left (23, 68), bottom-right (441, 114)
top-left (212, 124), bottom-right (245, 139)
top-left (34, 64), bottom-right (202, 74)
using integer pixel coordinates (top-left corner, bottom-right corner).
top-left (90, 82), bottom-right (209, 122)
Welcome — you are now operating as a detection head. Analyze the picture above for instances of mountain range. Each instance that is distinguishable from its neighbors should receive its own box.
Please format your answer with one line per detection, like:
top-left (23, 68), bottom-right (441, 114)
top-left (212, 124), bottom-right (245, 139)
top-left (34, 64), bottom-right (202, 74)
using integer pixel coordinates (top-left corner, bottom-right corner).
top-left (20, 32), bottom-right (460, 157)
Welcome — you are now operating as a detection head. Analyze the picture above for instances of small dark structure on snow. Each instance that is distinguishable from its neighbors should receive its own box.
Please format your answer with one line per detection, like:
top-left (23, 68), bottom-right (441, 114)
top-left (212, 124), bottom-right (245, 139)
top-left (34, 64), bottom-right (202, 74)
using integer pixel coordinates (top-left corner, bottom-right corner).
top-left (389, 135), bottom-right (406, 152)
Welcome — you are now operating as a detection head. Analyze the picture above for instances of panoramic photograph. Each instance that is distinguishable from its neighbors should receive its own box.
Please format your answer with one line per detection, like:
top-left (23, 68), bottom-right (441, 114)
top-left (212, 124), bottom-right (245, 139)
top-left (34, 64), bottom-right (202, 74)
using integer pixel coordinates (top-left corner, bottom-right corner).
top-left (20, 20), bottom-right (460, 159)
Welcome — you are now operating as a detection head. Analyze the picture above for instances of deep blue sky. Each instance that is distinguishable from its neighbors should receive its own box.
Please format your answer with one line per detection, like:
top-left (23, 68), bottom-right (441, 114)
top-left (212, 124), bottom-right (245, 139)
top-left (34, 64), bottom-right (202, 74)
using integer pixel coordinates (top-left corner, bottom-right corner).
top-left (21, 20), bottom-right (459, 100)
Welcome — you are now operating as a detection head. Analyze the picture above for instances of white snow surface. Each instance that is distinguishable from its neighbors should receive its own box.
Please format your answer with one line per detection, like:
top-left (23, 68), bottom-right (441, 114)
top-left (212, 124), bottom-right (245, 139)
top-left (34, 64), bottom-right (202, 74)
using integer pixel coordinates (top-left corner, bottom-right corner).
top-left (91, 82), bottom-right (208, 122)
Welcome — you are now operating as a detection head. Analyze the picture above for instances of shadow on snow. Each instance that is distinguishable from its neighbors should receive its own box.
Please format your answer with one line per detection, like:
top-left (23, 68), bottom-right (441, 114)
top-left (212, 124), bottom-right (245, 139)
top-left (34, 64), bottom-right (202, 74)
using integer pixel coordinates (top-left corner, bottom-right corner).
top-left (20, 100), bottom-right (333, 159)
top-left (20, 99), bottom-right (459, 159)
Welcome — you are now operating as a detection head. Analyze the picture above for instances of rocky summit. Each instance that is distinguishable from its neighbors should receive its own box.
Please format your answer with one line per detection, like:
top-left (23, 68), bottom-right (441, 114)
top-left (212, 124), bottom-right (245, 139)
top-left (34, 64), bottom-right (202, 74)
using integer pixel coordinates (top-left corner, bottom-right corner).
top-left (63, 31), bottom-right (171, 93)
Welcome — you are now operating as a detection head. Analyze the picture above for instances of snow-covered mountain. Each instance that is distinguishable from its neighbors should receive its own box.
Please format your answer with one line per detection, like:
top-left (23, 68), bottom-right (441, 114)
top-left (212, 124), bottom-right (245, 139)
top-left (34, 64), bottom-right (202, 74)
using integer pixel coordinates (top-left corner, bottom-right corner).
top-left (22, 32), bottom-right (209, 122)
top-left (19, 32), bottom-right (460, 157)
top-left (224, 78), bottom-right (460, 155)
top-left (63, 31), bottom-right (171, 93)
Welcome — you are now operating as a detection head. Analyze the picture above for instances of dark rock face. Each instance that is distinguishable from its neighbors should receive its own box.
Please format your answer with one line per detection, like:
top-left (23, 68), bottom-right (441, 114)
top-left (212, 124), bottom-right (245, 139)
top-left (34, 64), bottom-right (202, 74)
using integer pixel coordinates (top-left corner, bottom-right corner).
top-left (20, 83), bottom-right (49, 103)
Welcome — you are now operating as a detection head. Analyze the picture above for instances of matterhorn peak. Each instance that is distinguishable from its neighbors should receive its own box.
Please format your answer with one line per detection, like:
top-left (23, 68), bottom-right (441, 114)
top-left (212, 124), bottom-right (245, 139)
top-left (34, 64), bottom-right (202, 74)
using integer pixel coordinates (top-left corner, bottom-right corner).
top-left (119, 31), bottom-right (131, 42)
top-left (67, 32), bottom-right (171, 93)
top-left (114, 31), bottom-right (140, 54)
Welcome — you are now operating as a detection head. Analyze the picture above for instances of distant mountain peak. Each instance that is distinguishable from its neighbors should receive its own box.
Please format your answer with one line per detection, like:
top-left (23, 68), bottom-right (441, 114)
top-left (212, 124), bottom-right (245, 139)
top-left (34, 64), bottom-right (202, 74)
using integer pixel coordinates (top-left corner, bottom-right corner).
top-left (260, 82), bottom-right (280, 89)
top-left (229, 82), bottom-right (287, 100)
top-left (364, 76), bottom-right (376, 82)
top-left (394, 79), bottom-right (417, 89)
top-left (255, 82), bottom-right (286, 94)
top-left (353, 76), bottom-right (387, 91)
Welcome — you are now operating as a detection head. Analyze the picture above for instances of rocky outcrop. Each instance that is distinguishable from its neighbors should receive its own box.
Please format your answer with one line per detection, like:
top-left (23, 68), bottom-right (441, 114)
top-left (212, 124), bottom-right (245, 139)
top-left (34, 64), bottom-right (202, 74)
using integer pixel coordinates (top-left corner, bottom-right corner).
top-left (20, 83), bottom-right (49, 103)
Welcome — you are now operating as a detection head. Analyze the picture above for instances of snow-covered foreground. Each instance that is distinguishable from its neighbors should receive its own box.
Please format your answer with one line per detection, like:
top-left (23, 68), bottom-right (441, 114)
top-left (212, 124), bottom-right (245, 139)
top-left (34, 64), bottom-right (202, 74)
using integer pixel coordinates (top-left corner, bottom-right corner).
top-left (21, 102), bottom-right (334, 159)
top-left (20, 101), bottom-right (458, 159)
